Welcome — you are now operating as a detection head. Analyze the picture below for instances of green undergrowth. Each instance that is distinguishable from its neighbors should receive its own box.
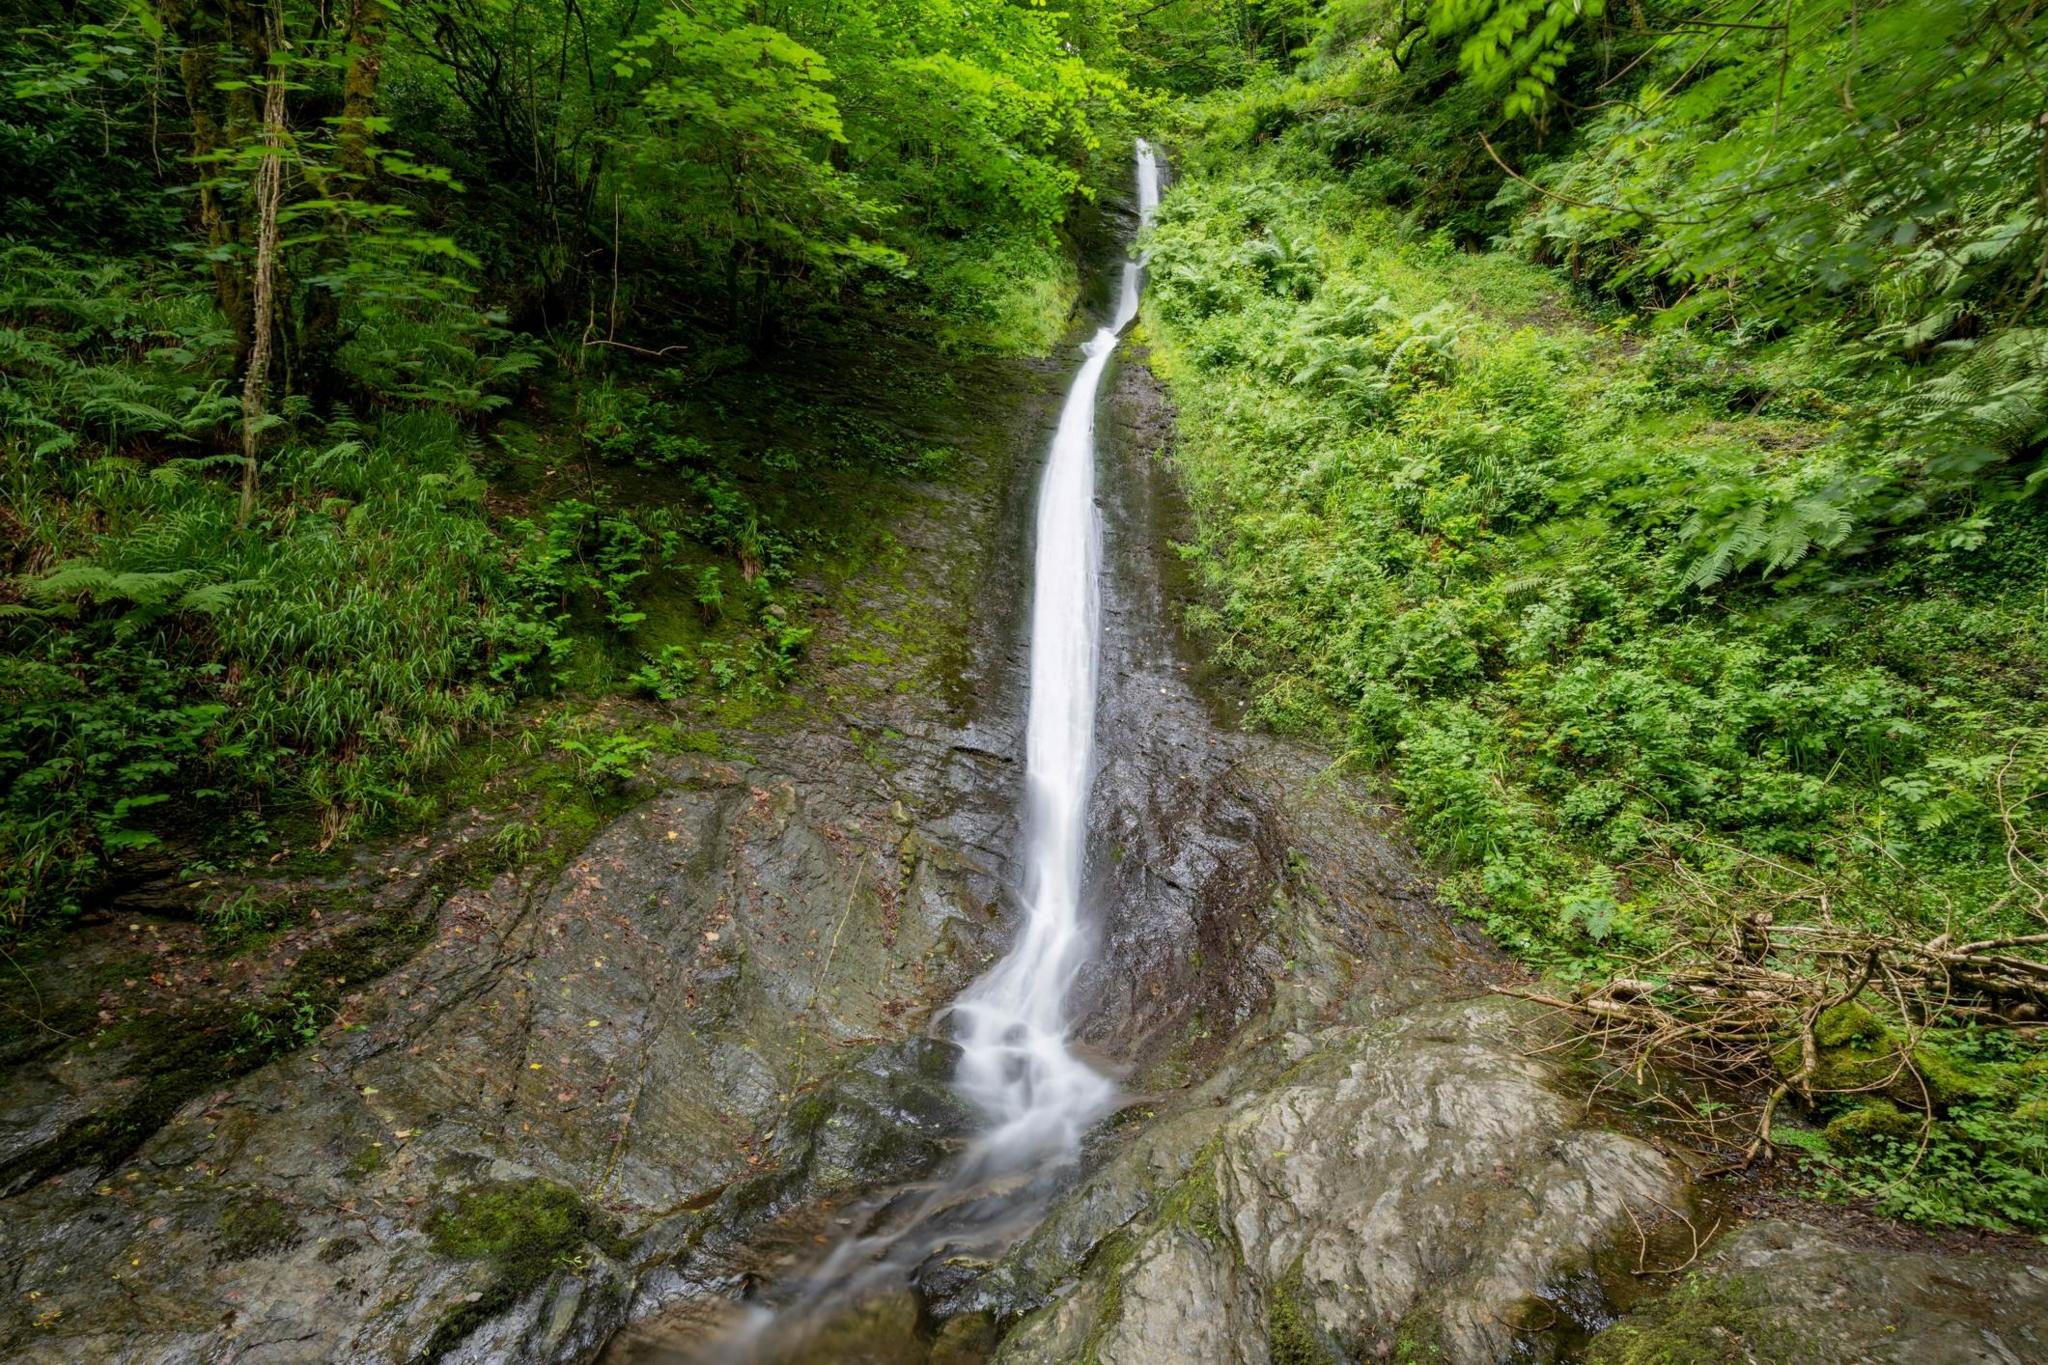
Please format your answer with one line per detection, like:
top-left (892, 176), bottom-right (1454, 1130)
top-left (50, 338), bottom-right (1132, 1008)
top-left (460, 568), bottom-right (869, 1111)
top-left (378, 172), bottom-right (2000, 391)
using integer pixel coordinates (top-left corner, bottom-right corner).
top-left (0, 242), bottom-right (1009, 934)
top-left (1143, 28), bottom-right (2048, 1233)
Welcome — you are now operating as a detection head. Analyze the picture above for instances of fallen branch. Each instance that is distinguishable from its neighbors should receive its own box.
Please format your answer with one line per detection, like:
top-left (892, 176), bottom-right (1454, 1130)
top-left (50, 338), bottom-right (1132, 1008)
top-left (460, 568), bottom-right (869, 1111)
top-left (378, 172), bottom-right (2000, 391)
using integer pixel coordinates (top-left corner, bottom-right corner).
top-left (1493, 919), bottom-right (2047, 1169)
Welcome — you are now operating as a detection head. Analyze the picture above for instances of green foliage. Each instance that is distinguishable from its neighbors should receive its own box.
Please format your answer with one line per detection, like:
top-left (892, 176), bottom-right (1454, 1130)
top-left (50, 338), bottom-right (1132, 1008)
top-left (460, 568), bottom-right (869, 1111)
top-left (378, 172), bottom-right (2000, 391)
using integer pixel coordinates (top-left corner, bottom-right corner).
top-left (0, 240), bottom-right (529, 923)
top-left (1500, 0), bottom-right (2048, 549)
top-left (553, 727), bottom-right (652, 796)
top-left (0, 643), bottom-right (224, 924)
top-left (1430, 0), bottom-right (1606, 118)
top-left (504, 500), bottom-right (659, 643)
top-left (1755, 1015), bottom-right (2048, 1231)
top-left (1, 5), bottom-right (182, 251)
top-left (622, 7), bottom-right (900, 292)
top-left (202, 887), bottom-right (292, 944)
top-left (1145, 16), bottom-right (2048, 1229)
top-left (235, 990), bottom-right (323, 1056)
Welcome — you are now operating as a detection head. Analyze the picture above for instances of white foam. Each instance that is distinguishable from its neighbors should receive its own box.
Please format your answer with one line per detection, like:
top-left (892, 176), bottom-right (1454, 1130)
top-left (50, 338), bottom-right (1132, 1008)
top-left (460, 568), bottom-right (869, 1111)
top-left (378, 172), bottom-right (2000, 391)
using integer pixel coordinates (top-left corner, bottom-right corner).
top-left (951, 140), bottom-right (1161, 1169)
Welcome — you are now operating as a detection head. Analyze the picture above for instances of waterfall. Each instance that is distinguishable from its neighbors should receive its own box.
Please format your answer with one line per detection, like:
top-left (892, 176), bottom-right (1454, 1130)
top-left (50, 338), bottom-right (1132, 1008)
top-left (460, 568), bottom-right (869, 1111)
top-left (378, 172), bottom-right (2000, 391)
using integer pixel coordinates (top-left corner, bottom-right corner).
top-left (604, 142), bottom-right (1165, 1365)
top-left (950, 139), bottom-right (1162, 1167)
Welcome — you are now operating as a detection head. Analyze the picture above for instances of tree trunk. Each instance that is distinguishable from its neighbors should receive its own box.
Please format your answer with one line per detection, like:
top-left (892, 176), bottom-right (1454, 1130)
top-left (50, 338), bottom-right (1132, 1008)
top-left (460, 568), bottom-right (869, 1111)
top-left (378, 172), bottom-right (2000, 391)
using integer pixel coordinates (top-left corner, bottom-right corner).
top-left (338, 0), bottom-right (388, 183)
top-left (160, 0), bottom-right (262, 362)
top-left (239, 17), bottom-right (286, 528)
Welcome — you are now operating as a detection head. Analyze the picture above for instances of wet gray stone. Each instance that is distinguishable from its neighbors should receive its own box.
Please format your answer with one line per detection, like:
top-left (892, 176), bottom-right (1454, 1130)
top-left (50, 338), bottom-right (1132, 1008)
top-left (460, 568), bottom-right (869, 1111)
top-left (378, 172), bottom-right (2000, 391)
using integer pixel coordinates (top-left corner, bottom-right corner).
top-left (1586, 1219), bottom-right (2048, 1363)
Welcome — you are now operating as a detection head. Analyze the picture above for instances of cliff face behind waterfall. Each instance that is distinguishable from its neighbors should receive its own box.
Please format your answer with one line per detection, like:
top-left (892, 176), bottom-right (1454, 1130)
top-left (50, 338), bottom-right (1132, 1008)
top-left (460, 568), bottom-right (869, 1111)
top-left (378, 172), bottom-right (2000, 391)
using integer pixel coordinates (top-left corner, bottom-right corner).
top-left (5, 2), bottom-right (2048, 1362)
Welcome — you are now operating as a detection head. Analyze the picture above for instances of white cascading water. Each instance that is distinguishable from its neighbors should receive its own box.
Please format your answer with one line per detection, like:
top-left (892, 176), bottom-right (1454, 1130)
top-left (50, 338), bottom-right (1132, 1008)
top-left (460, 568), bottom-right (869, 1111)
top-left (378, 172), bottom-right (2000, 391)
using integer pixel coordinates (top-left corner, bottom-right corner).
top-left (951, 139), bottom-right (1162, 1166)
top-left (614, 143), bottom-right (1164, 1365)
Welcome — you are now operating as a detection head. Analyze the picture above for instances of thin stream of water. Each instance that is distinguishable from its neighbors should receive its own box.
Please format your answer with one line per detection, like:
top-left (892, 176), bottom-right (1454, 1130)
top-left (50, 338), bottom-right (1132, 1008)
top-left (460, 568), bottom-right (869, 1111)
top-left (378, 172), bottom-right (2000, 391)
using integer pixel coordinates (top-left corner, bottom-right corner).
top-left (623, 141), bottom-right (1161, 1364)
top-left (948, 135), bottom-right (1160, 1168)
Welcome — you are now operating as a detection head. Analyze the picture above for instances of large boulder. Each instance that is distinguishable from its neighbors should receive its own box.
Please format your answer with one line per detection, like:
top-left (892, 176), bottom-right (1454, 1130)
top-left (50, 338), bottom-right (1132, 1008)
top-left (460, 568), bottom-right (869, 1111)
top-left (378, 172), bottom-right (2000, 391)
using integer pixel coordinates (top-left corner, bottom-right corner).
top-left (990, 999), bottom-right (1686, 1365)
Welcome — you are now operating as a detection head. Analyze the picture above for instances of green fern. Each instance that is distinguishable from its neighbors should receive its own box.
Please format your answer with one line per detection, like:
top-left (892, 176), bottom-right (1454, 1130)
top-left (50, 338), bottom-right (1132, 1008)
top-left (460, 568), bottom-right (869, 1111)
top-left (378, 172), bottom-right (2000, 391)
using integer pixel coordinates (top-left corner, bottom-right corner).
top-left (1676, 481), bottom-right (1864, 589)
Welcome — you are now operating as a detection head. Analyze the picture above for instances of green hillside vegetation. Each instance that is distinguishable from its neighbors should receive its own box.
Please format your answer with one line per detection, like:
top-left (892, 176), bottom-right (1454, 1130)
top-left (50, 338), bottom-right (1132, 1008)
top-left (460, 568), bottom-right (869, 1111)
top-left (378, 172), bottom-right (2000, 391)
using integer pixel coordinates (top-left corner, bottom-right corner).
top-left (1140, 0), bottom-right (2048, 1230)
top-left (1, 0), bottom-right (1136, 923)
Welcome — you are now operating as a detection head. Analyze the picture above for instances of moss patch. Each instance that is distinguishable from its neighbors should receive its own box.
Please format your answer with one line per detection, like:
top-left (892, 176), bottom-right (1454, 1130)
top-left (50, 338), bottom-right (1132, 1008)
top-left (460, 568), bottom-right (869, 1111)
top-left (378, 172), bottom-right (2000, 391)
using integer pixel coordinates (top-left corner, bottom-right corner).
top-left (346, 1140), bottom-right (386, 1181)
top-left (1267, 1259), bottom-right (1340, 1365)
top-left (1584, 1273), bottom-right (1804, 1364)
top-left (1823, 1098), bottom-right (1921, 1154)
top-left (420, 1178), bottom-right (610, 1361)
top-left (1813, 1002), bottom-right (1884, 1049)
top-left (214, 1195), bottom-right (302, 1261)
top-left (427, 1177), bottom-right (593, 1263)
top-left (1390, 1304), bottom-right (1446, 1363)
top-left (1911, 1043), bottom-right (2018, 1107)
top-left (1154, 1138), bottom-right (1228, 1247)
top-left (1075, 1229), bottom-right (1139, 1365)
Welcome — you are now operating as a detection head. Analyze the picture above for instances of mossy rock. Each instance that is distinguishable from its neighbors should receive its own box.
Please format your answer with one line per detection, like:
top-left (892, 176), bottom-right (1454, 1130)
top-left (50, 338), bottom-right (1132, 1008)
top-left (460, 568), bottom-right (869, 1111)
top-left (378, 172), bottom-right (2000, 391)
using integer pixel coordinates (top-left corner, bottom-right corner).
top-left (2015, 1098), bottom-right (2048, 1134)
top-left (346, 1140), bottom-right (386, 1180)
top-left (1771, 1035), bottom-right (1897, 1095)
top-left (1813, 1002), bottom-right (1884, 1049)
top-left (1821, 1098), bottom-right (1921, 1155)
top-left (1911, 1044), bottom-right (2016, 1107)
top-left (1154, 1141), bottom-right (1227, 1246)
top-left (214, 1195), bottom-right (302, 1262)
top-left (1266, 1262), bottom-right (1342, 1365)
top-left (1, 1008), bottom-right (249, 1195)
top-left (1773, 1007), bottom-right (2025, 1112)
top-left (1585, 1273), bottom-right (1803, 1364)
top-left (421, 1178), bottom-right (613, 1361)
top-left (1390, 1304), bottom-right (1447, 1363)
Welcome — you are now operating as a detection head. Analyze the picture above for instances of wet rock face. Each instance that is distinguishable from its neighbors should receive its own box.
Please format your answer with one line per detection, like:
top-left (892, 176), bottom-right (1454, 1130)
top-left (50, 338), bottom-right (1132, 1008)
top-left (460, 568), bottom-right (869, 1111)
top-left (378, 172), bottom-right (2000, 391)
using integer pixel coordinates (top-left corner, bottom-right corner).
top-left (1213, 1001), bottom-right (1686, 1361)
top-left (1073, 344), bottom-right (1489, 1086)
top-left (1586, 1219), bottom-right (2048, 1363)
top-left (1078, 336), bottom-right (1281, 1067)
top-left (989, 1000), bottom-right (1687, 1365)
top-left (0, 347), bottom-right (1058, 1362)
top-left (0, 749), bottom-right (1009, 1363)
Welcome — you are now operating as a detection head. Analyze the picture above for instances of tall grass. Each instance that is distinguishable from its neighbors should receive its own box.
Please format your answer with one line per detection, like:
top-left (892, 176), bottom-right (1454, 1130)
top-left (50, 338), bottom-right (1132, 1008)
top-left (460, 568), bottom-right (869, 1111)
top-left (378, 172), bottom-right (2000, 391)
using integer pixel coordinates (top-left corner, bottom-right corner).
top-left (0, 248), bottom-right (534, 920)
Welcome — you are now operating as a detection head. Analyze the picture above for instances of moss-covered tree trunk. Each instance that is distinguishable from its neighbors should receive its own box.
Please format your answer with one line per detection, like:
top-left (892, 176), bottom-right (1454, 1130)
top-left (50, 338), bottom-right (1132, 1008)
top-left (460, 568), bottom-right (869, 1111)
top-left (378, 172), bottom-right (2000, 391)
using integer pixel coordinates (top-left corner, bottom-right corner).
top-left (160, 0), bottom-right (268, 366)
top-left (337, 0), bottom-right (386, 183)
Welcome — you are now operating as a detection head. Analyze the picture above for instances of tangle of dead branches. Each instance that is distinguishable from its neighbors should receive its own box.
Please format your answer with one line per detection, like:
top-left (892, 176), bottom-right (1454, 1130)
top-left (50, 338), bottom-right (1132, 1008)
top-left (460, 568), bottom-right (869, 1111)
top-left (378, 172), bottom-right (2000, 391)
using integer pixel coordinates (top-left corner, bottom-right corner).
top-left (1494, 914), bottom-right (2048, 1170)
